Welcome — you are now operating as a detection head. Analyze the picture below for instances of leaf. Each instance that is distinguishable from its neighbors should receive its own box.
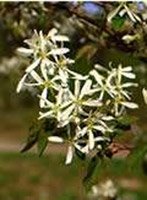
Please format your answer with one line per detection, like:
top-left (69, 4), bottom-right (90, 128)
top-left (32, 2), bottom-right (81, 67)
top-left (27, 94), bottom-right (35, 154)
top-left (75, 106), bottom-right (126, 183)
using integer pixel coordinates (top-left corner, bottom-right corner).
top-left (112, 15), bottom-right (126, 30)
top-left (116, 115), bottom-right (137, 131)
top-left (83, 156), bottom-right (100, 190)
top-left (38, 133), bottom-right (48, 157)
top-left (20, 119), bottom-right (49, 153)
top-left (20, 131), bottom-right (39, 153)
top-left (75, 148), bottom-right (86, 161)
top-left (127, 142), bottom-right (147, 175)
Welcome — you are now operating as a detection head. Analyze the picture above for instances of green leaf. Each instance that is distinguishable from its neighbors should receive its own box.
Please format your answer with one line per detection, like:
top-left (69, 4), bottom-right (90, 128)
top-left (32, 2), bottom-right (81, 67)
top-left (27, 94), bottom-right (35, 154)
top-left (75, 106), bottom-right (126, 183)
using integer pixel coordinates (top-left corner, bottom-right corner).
top-left (20, 119), bottom-right (46, 153)
top-left (116, 115), bottom-right (137, 131)
top-left (75, 148), bottom-right (86, 161)
top-left (37, 133), bottom-right (48, 157)
top-left (20, 131), bottom-right (39, 153)
top-left (127, 142), bottom-right (147, 175)
top-left (20, 118), bottom-right (58, 154)
top-left (112, 15), bottom-right (126, 30)
top-left (83, 156), bottom-right (100, 191)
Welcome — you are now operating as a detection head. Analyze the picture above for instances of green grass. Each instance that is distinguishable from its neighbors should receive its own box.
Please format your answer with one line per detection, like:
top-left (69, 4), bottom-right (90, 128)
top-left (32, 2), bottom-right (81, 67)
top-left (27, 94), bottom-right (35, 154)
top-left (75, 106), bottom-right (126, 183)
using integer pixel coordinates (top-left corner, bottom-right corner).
top-left (0, 152), bottom-right (147, 200)
top-left (0, 152), bottom-right (83, 200)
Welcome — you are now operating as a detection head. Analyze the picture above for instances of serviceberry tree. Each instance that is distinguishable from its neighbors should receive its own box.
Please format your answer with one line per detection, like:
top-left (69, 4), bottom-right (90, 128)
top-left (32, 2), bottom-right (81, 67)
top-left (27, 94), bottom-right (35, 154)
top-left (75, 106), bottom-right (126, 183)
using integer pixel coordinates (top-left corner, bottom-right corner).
top-left (4, 1), bottom-right (145, 193)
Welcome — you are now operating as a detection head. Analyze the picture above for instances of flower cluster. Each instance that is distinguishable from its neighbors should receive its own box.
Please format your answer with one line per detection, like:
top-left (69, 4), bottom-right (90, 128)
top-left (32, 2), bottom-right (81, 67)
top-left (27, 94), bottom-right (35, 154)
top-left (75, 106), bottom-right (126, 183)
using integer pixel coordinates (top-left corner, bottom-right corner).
top-left (17, 29), bottom-right (138, 165)
top-left (88, 179), bottom-right (118, 200)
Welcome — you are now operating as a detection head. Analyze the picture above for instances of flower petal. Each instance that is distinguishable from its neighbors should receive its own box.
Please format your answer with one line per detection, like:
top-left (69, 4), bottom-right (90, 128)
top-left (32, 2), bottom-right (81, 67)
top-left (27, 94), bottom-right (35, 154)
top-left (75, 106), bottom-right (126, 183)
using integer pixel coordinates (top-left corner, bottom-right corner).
top-left (40, 60), bottom-right (48, 81)
top-left (122, 82), bottom-right (138, 88)
top-left (67, 69), bottom-right (88, 80)
top-left (93, 125), bottom-right (106, 133)
top-left (52, 35), bottom-right (69, 42)
top-left (122, 66), bottom-right (133, 72)
top-left (90, 69), bottom-right (103, 86)
top-left (17, 47), bottom-right (33, 55)
top-left (47, 28), bottom-right (58, 38)
top-left (38, 111), bottom-right (53, 119)
top-left (30, 71), bottom-right (43, 83)
top-left (102, 116), bottom-right (114, 121)
top-left (95, 136), bottom-right (106, 142)
top-left (65, 146), bottom-right (74, 165)
top-left (24, 83), bottom-right (41, 87)
top-left (40, 88), bottom-right (48, 108)
top-left (74, 79), bottom-right (80, 97)
top-left (16, 73), bottom-right (28, 93)
top-left (49, 48), bottom-right (69, 55)
top-left (25, 58), bottom-right (41, 73)
top-left (80, 79), bottom-right (92, 98)
top-left (83, 100), bottom-right (102, 107)
top-left (142, 88), bottom-right (147, 104)
top-left (122, 72), bottom-right (136, 79)
top-left (89, 131), bottom-right (95, 150)
top-left (121, 102), bottom-right (138, 109)
top-left (48, 136), bottom-right (64, 143)
top-left (61, 104), bottom-right (75, 121)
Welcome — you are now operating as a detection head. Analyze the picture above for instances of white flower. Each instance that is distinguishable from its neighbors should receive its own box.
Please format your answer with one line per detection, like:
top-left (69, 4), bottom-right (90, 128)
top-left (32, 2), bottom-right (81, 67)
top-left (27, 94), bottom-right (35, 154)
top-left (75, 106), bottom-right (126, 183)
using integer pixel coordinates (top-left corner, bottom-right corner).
top-left (16, 29), bottom-right (72, 93)
top-left (49, 55), bottom-right (87, 86)
top-left (90, 63), bottom-right (138, 117)
top-left (47, 127), bottom-right (89, 165)
top-left (107, 66), bottom-right (137, 99)
top-left (17, 68), bottom-right (60, 107)
top-left (107, 64), bottom-right (138, 116)
top-left (47, 135), bottom-right (75, 164)
top-left (60, 79), bottom-right (102, 126)
top-left (76, 113), bottom-right (112, 151)
top-left (88, 179), bottom-right (118, 199)
top-left (90, 69), bottom-right (114, 100)
top-left (113, 99), bottom-right (138, 116)
top-left (107, 65), bottom-right (136, 83)
top-left (38, 88), bottom-right (68, 122)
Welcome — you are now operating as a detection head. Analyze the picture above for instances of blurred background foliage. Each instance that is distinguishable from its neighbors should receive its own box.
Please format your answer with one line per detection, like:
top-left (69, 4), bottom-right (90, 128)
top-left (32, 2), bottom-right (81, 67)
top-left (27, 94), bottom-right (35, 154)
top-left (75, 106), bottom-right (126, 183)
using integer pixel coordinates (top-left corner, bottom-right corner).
top-left (0, 2), bottom-right (147, 200)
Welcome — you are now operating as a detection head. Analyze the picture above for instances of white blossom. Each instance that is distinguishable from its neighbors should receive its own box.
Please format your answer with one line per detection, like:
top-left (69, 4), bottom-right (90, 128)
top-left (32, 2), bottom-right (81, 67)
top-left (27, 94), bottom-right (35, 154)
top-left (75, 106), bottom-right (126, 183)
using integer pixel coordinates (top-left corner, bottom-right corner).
top-left (16, 29), bottom-right (71, 93)
top-left (88, 179), bottom-right (118, 199)
top-left (16, 28), bottom-right (139, 166)
top-left (60, 79), bottom-right (102, 126)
